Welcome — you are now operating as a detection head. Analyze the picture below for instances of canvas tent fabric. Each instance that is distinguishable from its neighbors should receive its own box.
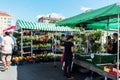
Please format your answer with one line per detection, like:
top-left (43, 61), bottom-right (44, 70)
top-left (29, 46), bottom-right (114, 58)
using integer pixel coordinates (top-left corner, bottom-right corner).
top-left (16, 20), bottom-right (78, 32)
top-left (56, 3), bottom-right (120, 29)
top-left (87, 17), bottom-right (120, 29)
top-left (3, 26), bottom-right (16, 32)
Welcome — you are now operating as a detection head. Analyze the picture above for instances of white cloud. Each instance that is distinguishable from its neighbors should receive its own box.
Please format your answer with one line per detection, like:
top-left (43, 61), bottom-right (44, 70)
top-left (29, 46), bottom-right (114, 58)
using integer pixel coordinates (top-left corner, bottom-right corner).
top-left (80, 6), bottom-right (92, 12)
top-left (50, 13), bottom-right (65, 18)
top-left (37, 13), bottom-right (65, 19)
top-left (36, 15), bottom-right (46, 19)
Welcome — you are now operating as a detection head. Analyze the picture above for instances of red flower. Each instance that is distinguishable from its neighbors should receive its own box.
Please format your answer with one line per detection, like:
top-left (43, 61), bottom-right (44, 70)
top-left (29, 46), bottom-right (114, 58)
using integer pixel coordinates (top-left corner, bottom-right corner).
top-left (35, 53), bottom-right (39, 57)
top-left (29, 57), bottom-right (34, 62)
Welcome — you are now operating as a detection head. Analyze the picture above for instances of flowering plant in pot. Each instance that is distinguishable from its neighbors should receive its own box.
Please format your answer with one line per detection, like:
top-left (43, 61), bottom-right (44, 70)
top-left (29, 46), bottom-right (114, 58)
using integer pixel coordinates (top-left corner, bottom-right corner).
top-left (12, 57), bottom-right (19, 64)
top-left (34, 55), bottom-right (43, 63)
top-left (12, 56), bottom-right (23, 65)
top-left (29, 57), bottom-right (34, 63)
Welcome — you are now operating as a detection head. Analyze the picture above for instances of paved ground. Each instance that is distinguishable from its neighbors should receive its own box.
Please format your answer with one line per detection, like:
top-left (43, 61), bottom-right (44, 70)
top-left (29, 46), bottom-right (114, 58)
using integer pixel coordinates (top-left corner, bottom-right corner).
top-left (0, 61), bottom-right (17, 80)
top-left (0, 61), bottom-right (90, 80)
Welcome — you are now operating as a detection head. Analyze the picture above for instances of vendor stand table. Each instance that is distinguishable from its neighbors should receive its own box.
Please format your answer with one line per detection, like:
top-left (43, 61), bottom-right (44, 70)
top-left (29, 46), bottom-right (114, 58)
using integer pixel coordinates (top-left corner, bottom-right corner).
top-left (73, 59), bottom-right (117, 80)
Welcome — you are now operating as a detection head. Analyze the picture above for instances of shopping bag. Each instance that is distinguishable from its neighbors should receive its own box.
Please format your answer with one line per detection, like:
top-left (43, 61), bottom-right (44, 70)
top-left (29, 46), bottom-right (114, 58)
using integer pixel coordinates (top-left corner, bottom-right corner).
top-left (61, 53), bottom-right (64, 62)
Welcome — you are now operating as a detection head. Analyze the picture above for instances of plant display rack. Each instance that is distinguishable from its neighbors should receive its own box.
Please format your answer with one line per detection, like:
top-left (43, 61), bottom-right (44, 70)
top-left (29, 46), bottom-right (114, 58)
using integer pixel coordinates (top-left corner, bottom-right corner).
top-left (32, 31), bottom-right (52, 54)
top-left (18, 29), bottom-right (54, 57)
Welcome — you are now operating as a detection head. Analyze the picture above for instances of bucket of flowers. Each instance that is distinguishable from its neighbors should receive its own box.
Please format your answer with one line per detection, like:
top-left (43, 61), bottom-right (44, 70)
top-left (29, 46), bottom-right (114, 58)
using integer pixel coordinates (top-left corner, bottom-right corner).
top-left (11, 56), bottom-right (19, 65)
top-left (47, 53), bottom-right (54, 62)
top-left (17, 56), bottom-right (24, 66)
top-left (34, 54), bottom-right (42, 63)
top-left (22, 56), bottom-right (29, 64)
top-left (28, 57), bottom-right (34, 64)
top-left (12, 56), bottom-right (23, 66)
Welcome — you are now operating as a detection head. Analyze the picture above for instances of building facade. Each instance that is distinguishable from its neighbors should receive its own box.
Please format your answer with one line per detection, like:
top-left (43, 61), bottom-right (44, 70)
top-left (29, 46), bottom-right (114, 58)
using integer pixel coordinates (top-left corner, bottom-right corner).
top-left (0, 11), bottom-right (12, 34)
top-left (38, 15), bottom-right (61, 23)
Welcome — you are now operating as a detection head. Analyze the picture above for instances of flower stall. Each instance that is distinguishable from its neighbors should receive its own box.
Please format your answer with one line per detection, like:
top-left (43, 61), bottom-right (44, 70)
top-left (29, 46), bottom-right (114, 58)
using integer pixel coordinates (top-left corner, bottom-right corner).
top-left (56, 3), bottom-right (120, 80)
top-left (13, 20), bottom-right (79, 64)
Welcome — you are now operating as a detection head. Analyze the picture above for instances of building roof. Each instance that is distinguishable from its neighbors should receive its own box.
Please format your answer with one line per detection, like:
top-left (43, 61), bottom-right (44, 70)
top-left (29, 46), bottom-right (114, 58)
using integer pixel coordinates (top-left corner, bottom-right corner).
top-left (0, 11), bottom-right (11, 17)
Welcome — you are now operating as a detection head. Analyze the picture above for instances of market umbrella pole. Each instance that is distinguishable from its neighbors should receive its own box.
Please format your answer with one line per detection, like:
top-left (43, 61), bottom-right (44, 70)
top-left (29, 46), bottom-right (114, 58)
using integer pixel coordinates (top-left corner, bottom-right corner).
top-left (21, 27), bottom-right (23, 57)
top-left (31, 30), bottom-right (33, 57)
top-left (106, 17), bottom-right (109, 53)
top-left (117, 13), bottom-right (120, 80)
top-left (79, 27), bottom-right (81, 51)
top-left (52, 33), bottom-right (57, 68)
top-left (86, 32), bottom-right (88, 53)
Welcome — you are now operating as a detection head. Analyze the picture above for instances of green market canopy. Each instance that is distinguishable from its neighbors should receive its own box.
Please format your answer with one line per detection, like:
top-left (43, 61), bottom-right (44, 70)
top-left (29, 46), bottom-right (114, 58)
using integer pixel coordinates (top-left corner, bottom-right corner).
top-left (16, 20), bottom-right (79, 32)
top-left (56, 3), bottom-right (120, 29)
top-left (87, 17), bottom-right (119, 29)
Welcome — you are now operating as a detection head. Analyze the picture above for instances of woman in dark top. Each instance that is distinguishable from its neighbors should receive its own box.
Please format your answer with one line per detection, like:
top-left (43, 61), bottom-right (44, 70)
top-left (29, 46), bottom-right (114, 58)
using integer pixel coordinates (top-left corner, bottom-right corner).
top-left (105, 36), bottom-right (112, 53)
top-left (63, 35), bottom-right (74, 79)
top-left (111, 33), bottom-right (118, 54)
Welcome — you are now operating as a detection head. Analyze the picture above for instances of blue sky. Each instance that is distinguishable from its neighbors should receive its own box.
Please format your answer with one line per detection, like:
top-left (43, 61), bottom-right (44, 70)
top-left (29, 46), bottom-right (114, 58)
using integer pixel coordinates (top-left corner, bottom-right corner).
top-left (0, 0), bottom-right (118, 24)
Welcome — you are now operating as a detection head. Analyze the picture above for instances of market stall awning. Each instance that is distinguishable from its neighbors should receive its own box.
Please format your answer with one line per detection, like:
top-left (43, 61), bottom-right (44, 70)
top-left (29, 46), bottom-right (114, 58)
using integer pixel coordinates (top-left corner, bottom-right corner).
top-left (3, 25), bottom-right (16, 32)
top-left (16, 20), bottom-right (79, 32)
top-left (87, 17), bottom-right (120, 29)
top-left (56, 3), bottom-right (120, 28)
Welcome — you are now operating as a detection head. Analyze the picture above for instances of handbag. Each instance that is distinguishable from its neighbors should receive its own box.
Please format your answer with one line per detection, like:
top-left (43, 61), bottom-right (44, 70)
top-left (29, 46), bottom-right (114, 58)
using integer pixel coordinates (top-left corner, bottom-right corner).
top-left (61, 53), bottom-right (64, 62)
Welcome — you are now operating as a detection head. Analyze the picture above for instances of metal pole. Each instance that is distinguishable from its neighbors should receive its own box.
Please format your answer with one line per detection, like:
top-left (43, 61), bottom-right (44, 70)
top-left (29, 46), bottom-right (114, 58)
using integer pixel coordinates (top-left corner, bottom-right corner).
top-left (117, 13), bottom-right (120, 80)
top-left (101, 30), bottom-right (103, 53)
top-left (54, 32), bottom-right (57, 65)
top-left (106, 17), bottom-right (109, 53)
top-left (86, 32), bottom-right (88, 53)
top-left (52, 32), bottom-right (56, 66)
top-left (79, 30), bottom-right (81, 53)
top-left (21, 27), bottom-right (23, 57)
top-left (79, 27), bottom-right (81, 51)
top-left (31, 30), bottom-right (33, 57)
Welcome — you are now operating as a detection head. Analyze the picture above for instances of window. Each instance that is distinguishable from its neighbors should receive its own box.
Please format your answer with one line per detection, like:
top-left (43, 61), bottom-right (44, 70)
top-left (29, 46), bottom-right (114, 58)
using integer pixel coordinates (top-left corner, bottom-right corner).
top-left (8, 21), bottom-right (11, 23)
top-left (8, 18), bottom-right (12, 20)
top-left (8, 24), bottom-right (11, 26)
top-left (4, 17), bottom-right (6, 20)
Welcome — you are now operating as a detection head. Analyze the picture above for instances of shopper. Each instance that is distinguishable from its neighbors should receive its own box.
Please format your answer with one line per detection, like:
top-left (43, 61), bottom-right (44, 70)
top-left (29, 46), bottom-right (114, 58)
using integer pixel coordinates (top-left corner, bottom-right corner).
top-left (63, 35), bottom-right (74, 79)
top-left (60, 34), bottom-right (66, 70)
top-left (10, 32), bottom-right (17, 56)
top-left (105, 36), bottom-right (112, 53)
top-left (1, 32), bottom-right (14, 70)
top-left (111, 33), bottom-right (118, 54)
top-left (85, 38), bottom-right (91, 52)
top-left (0, 36), bottom-right (2, 50)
